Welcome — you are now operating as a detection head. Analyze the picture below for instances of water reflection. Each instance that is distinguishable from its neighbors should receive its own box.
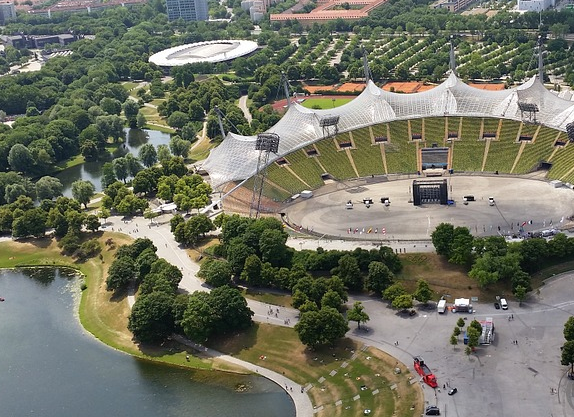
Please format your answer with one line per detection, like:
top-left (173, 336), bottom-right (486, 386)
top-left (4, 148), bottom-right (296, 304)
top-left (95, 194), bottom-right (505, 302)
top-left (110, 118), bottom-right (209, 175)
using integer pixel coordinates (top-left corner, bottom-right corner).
top-left (57, 128), bottom-right (172, 196)
top-left (0, 268), bottom-right (295, 417)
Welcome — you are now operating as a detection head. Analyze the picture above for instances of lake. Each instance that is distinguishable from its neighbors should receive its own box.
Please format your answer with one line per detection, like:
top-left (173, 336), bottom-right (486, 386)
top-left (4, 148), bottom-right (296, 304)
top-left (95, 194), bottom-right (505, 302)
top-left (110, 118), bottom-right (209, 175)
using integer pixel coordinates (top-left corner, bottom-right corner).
top-left (0, 268), bottom-right (295, 417)
top-left (57, 128), bottom-right (171, 197)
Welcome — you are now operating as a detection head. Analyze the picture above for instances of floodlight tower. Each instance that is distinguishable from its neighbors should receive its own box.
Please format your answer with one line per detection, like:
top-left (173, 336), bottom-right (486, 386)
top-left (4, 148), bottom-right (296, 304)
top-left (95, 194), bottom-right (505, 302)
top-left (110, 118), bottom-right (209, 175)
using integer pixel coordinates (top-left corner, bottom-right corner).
top-left (250, 133), bottom-right (280, 218)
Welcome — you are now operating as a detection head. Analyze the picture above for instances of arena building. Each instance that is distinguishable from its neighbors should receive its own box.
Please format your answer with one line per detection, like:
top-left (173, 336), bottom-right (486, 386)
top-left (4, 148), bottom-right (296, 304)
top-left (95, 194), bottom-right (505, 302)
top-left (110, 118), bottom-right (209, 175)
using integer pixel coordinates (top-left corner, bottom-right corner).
top-left (201, 73), bottom-right (574, 190)
top-left (148, 40), bottom-right (258, 68)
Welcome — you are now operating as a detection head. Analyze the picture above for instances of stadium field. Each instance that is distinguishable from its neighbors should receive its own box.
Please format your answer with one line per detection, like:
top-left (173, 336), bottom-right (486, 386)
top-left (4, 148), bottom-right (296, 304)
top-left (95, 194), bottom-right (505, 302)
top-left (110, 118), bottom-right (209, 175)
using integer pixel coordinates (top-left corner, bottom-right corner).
top-left (300, 97), bottom-right (353, 109)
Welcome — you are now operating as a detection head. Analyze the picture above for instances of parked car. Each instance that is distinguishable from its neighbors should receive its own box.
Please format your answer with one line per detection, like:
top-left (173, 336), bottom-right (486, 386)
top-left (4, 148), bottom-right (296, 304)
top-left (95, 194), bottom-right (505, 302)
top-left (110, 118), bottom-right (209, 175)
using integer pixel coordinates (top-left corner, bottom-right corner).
top-left (494, 302), bottom-right (500, 309)
top-left (448, 388), bottom-right (458, 395)
top-left (425, 405), bottom-right (441, 415)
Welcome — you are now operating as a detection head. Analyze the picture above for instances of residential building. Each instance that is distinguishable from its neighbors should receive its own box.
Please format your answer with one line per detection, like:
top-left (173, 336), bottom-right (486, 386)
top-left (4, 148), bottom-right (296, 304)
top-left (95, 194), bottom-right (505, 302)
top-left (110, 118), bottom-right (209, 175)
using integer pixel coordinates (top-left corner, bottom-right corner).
top-left (166, 0), bottom-right (208, 21)
top-left (0, 1), bottom-right (16, 24)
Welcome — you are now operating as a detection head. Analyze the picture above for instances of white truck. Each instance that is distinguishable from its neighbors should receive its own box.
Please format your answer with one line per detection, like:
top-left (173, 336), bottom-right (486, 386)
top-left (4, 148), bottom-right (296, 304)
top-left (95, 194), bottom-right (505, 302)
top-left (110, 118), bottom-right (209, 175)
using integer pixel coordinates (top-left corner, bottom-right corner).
top-left (437, 299), bottom-right (447, 314)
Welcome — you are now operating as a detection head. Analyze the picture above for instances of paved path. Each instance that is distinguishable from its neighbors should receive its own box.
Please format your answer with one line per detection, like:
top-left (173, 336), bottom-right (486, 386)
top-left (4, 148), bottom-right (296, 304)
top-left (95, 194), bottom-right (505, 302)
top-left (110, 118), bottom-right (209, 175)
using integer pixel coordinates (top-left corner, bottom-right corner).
top-left (238, 95), bottom-right (252, 123)
top-left (104, 214), bottom-right (312, 416)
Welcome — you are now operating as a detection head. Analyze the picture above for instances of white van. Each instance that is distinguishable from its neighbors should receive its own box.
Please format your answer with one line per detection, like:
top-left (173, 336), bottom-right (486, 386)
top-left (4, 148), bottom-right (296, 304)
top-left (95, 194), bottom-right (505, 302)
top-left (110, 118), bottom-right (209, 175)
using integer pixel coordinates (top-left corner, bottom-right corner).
top-left (500, 298), bottom-right (508, 310)
top-left (437, 299), bottom-right (447, 314)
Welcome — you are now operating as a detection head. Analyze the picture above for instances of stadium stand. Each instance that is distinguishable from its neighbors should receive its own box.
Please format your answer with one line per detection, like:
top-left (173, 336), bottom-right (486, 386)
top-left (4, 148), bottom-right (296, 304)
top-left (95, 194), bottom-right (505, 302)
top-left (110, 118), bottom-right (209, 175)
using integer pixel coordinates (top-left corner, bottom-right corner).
top-left (349, 127), bottom-right (385, 176)
top-left (548, 133), bottom-right (574, 181)
top-left (423, 117), bottom-right (447, 145)
top-left (386, 120), bottom-right (418, 173)
top-left (451, 118), bottom-right (485, 172)
top-left (483, 133), bottom-right (520, 173)
top-left (481, 118), bottom-right (500, 139)
top-left (314, 135), bottom-right (357, 180)
top-left (409, 119), bottom-right (424, 141)
top-left (265, 162), bottom-right (309, 194)
top-left (512, 125), bottom-right (557, 174)
top-left (283, 149), bottom-right (325, 189)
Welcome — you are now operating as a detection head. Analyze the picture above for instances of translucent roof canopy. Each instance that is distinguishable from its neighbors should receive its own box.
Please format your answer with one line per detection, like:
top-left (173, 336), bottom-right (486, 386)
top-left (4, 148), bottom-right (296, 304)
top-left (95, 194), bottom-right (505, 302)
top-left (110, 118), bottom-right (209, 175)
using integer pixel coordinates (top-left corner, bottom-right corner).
top-left (201, 74), bottom-right (574, 188)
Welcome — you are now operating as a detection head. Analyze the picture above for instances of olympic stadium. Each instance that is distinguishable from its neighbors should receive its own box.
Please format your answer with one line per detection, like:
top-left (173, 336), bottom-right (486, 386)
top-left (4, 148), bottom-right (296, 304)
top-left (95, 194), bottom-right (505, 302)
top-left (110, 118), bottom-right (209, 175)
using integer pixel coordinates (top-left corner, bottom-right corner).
top-left (148, 40), bottom-right (258, 67)
top-left (201, 72), bottom-right (574, 240)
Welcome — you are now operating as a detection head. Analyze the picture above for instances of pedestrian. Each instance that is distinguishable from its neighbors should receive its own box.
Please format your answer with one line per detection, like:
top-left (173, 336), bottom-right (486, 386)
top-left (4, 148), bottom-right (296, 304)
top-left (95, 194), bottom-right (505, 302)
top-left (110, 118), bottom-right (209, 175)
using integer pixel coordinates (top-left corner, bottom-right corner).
top-left (301, 386), bottom-right (304, 393)
top-left (511, 314), bottom-right (514, 320)
top-left (396, 341), bottom-right (399, 346)
top-left (443, 384), bottom-right (446, 389)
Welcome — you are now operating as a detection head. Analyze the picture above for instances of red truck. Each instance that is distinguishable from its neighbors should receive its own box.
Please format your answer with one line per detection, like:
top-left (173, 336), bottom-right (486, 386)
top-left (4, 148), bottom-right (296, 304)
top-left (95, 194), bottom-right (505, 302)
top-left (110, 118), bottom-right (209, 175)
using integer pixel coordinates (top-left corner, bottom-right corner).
top-left (413, 356), bottom-right (438, 388)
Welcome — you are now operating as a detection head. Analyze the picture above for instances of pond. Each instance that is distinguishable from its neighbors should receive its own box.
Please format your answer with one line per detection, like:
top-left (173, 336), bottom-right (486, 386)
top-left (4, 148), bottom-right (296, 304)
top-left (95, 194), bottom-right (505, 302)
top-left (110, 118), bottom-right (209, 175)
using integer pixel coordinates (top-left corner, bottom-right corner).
top-left (56, 128), bottom-right (172, 197)
top-left (0, 268), bottom-right (295, 417)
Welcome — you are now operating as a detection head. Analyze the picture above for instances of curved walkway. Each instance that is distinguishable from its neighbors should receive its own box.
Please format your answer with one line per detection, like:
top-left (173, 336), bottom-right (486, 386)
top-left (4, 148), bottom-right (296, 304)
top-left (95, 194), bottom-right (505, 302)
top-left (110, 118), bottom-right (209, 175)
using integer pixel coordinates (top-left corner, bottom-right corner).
top-left (105, 214), bottom-right (312, 416)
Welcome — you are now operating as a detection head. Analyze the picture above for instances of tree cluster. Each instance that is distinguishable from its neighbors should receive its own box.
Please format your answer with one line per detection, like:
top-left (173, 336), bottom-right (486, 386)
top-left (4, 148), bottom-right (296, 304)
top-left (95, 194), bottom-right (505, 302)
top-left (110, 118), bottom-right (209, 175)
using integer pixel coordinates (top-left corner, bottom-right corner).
top-left (432, 223), bottom-right (574, 300)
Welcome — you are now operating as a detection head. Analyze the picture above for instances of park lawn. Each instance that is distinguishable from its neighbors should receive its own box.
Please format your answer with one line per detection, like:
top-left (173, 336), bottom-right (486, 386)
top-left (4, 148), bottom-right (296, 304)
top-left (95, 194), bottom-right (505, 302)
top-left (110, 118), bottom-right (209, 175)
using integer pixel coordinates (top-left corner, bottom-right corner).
top-left (54, 154), bottom-right (85, 171)
top-left (210, 323), bottom-right (423, 417)
top-left (122, 81), bottom-right (140, 91)
top-left (300, 98), bottom-right (353, 109)
top-left (242, 288), bottom-right (293, 307)
top-left (189, 138), bottom-right (215, 162)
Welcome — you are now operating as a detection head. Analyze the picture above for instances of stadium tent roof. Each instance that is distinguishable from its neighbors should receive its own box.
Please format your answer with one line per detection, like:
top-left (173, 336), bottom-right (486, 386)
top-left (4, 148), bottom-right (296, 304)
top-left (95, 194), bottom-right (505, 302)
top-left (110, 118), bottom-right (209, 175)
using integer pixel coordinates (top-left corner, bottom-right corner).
top-left (201, 74), bottom-right (574, 189)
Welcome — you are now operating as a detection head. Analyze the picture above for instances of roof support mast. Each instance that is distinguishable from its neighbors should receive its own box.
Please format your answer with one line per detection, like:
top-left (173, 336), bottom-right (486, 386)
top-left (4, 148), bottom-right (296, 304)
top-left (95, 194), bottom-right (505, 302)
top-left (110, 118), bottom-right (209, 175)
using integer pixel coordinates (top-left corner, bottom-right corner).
top-left (281, 72), bottom-right (291, 108)
top-left (538, 35), bottom-right (544, 83)
top-left (449, 35), bottom-right (457, 76)
top-left (214, 105), bottom-right (226, 138)
top-left (362, 46), bottom-right (372, 84)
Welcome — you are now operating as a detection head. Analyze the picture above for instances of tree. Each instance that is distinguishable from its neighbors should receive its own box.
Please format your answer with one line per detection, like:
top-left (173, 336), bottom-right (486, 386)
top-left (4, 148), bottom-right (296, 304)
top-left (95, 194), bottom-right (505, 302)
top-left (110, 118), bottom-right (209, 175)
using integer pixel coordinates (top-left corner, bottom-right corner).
top-left (383, 283), bottom-right (407, 302)
top-left (123, 100), bottom-right (140, 128)
top-left (136, 111), bottom-right (147, 129)
top-left (561, 340), bottom-right (574, 376)
top-left (294, 307), bottom-right (349, 349)
top-left (128, 291), bottom-right (175, 343)
top-left (113, 157), bottom-right (130, 183)
top-left (392, 294), bottom-right (413, 311)
top-left (564, 317), bottom-right (574, 342)
top-left (169, 136), bottom-right (192, 158)
top-left (259, 228), bottom-right (288, 266)
top-left (85, 214), bottom-right (100, 232)
top-left (167, 111), bottom-right (190, 130)
top-left (365, 261), bottom-right (394, 294)
top-left (457, 317), bottom-right (466, 329)
top-left (466, 325), bottom-right (480, 350)
top-left (334, 254), bottom-right (362, 290)
top-left (469, 319), bottom-right (483, 334)
top-left (138, 144), bottom-right (157, 168)
top-left (198, 259), bottom-right (233, 288)
top-left (8, 144), bottom-right (35, 174)
top-left (450, 334), bottom-right (458, 349)
top-left (431, 223), bottom-right (454, 257)
top-left (71, 180), bottom-right (95, 209)
top-left (98, 207), bottom-right (110, 224)
top-left (182, 291), bottom-right (215, 342)
top-left (321, 289), bottom-right (344, 311)
top-left (347, 301), bottom-right (370, 329)
top-left (453, 326), bottom-right (461, 337)
top-left (36, 176), bottom-right (63, 201)
top-left (11, 208), bottom-right (47, 238)
top-left (513, 285), bottom-right (527, 305)
top-left (414, 279), bottom-right (433, 304)
top-left (106, 256), bottom-right (136, 291)
top-left (240, 254), bottom-right (263, 286)
top-left (449, 227), bottom-right (474, 265)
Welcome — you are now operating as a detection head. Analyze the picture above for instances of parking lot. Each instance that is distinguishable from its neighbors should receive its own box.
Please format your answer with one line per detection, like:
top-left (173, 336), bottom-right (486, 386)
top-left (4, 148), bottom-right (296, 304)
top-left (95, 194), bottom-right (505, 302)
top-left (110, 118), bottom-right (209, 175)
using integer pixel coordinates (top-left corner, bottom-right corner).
top-left (347, 271), bottom-right (574, 417)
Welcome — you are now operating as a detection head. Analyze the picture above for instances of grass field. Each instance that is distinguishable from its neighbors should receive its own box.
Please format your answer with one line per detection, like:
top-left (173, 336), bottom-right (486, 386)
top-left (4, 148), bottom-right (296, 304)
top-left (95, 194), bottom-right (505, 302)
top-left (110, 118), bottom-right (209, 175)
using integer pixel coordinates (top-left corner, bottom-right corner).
top-left (300, 98), bottom-right (353, 109)
top-left (210, 323), bottom-right (423, 417)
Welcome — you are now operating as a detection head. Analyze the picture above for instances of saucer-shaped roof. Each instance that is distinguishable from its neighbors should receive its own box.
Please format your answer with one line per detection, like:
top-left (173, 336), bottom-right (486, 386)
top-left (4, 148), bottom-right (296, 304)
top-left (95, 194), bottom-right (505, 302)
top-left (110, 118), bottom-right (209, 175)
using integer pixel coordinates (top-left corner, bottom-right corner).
top-left (202, 74), bottom-right (574, 188)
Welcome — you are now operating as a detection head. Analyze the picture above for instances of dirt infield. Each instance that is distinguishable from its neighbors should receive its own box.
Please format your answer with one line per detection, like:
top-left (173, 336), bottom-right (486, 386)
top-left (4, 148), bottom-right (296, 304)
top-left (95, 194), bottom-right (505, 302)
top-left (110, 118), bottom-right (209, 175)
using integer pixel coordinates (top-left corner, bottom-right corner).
top-left (282, 175), bottom-right (574, 241)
